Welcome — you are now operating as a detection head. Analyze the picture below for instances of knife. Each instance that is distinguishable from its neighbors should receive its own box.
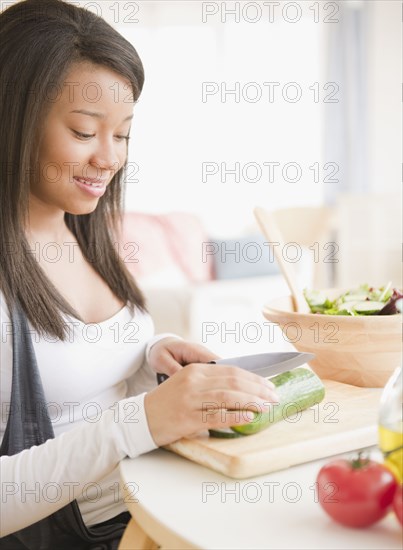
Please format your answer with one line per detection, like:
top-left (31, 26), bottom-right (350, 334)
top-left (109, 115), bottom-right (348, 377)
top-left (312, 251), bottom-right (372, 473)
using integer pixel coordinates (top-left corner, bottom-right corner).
top-left (156, 351), bottom-right (315, 385)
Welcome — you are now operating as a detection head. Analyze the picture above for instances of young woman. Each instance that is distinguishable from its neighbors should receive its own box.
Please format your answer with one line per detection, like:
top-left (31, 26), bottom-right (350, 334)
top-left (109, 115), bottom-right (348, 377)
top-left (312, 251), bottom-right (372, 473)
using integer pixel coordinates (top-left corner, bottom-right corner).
top-left (0, 0), bottom-right (278, 546)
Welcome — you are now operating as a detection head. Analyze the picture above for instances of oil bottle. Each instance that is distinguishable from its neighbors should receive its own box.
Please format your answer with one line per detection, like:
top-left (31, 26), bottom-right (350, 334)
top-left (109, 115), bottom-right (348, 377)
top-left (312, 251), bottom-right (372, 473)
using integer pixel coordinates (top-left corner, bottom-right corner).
top-left (379, 366), bottom-right (403, 482)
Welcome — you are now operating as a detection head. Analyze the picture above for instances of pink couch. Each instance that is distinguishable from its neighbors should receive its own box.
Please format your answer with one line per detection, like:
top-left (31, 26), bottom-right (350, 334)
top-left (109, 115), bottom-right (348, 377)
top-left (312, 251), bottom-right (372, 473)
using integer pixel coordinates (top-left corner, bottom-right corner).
top-left (117, 211), bottom-right (214, 285)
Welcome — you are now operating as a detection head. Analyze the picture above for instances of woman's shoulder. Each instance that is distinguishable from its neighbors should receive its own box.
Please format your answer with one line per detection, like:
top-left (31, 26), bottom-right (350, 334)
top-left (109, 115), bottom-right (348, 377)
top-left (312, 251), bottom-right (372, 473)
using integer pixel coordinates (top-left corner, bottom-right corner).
top-left (0, 291), bottom-right (12, 354)
top-left (0, 291), bottom-right (12, 396)
top-left (0, 291), bottom-right (11, 323)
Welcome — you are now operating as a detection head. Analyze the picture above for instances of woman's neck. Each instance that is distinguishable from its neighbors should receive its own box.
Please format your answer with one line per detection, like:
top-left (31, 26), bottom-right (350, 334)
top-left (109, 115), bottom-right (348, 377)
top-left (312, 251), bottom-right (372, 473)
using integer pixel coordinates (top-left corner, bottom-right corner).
top-left (26, 195), bottom-right (71, 244)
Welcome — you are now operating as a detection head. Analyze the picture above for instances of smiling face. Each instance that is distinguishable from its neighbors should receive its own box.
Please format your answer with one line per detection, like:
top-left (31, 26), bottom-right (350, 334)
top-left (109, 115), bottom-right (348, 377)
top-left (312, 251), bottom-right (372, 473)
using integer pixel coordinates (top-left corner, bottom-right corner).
top-left (32, 62), bottom-right (134, 216)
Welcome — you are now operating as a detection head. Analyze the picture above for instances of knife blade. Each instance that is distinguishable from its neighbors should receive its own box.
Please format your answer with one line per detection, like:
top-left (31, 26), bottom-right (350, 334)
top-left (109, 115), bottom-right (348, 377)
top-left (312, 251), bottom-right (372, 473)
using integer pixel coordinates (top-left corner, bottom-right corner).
top-left (211, 352), bottom-right (315, 377)
top-left (156, 351), bottom-right (315, 384)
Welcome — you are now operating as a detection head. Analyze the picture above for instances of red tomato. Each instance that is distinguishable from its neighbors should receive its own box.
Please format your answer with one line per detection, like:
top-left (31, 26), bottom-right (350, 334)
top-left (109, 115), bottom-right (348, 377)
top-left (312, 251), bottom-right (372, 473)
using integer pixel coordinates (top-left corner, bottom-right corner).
top-left (393, 484), bottom-right (403, 525)
top-left (316, 455), bottom-right (397, 528)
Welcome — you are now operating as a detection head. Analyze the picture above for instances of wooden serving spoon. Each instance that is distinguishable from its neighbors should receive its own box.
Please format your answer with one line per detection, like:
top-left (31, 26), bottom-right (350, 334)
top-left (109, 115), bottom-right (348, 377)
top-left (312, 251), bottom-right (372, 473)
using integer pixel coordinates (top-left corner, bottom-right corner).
top-left (254, 206), bottom-right (309, 313)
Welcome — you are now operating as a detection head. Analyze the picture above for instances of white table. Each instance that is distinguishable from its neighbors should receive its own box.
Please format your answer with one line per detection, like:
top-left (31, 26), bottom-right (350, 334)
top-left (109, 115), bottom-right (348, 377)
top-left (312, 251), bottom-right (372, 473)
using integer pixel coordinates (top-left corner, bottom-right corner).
top-left (119, 446), bottom-right (402, 550)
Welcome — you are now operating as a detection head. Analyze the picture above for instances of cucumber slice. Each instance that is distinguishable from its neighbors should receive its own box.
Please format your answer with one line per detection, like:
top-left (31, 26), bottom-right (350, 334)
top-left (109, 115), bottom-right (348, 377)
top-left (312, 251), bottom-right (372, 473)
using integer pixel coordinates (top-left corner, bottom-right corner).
top-left (342, 294), bottom-right (368, 302)
top-left (304, 289), bottom-right (328, 305)
top-left (231, 368), bottom-right (325, 436)
top-left (352, 301), bottom-right (386, 314)
top-left (303, 289), bottom-right (333, 313)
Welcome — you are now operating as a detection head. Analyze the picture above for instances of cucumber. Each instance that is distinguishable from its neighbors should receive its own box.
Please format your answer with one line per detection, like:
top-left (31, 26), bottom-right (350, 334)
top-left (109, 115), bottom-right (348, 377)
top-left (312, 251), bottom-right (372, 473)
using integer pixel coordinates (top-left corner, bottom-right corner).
top-left (352, 301), bottom-right (385, 314)
top-left (208, 428), bottom-right (244, 439)
top-left (342, 294), bottom-right (368, 302)
top-left (230, 367), bottom-right (325, 436)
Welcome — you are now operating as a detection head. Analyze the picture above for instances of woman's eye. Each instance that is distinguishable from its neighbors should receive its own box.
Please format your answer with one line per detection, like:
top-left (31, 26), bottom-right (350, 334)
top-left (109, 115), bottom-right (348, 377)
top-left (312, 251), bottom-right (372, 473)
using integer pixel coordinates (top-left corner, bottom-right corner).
top-left (115, 135), bottom-right (130, 142)
top-left (73, 130), bottom-right (94, 140)
top-left (72, 130), bottom-right (130, 142)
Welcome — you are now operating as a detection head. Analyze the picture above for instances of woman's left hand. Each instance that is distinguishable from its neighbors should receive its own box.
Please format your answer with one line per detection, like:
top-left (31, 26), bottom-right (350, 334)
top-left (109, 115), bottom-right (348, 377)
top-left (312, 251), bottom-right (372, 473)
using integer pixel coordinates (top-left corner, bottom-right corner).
top-left (148, 337), bottom-right (220, 377)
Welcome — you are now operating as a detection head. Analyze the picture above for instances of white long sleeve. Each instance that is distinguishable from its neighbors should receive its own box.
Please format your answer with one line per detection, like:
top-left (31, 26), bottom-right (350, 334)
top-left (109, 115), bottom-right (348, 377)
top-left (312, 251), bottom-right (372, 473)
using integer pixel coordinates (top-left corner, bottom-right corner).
top-left (0, 293), bottom-right (180, 535)
top-left (0, 393), bottom-right (156, 537)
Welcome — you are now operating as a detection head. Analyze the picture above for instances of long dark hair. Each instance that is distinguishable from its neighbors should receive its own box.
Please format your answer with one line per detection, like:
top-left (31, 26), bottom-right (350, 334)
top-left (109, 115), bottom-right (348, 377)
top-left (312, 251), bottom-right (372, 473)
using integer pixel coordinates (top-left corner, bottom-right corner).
top-left (0, 0), bottom-right (146, 339)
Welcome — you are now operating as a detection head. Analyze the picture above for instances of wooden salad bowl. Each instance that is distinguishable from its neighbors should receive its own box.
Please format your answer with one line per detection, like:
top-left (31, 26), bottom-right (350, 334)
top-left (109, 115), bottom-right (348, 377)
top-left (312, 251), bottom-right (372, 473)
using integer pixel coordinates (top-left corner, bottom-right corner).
top-left (263, 290), bottom-right (402, 388)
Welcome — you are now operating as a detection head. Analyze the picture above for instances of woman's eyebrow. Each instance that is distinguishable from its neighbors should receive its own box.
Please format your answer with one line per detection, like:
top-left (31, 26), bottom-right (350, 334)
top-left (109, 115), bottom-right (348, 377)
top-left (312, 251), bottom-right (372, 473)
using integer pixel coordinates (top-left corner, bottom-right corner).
top-left (69, 109), bottom-right (133, 122)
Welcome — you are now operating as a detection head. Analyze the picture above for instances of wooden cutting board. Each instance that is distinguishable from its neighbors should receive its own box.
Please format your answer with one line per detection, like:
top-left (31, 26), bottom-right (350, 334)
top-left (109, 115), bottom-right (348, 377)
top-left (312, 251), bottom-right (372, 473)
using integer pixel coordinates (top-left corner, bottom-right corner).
top-left (165, 380), bottom-right (382, 479)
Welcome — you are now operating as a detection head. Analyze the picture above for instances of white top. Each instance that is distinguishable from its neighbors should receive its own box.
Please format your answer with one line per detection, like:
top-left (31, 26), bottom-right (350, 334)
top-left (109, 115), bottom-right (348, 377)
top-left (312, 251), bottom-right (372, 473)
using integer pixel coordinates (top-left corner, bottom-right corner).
top-left (0, 292), bottom-right (178, 536)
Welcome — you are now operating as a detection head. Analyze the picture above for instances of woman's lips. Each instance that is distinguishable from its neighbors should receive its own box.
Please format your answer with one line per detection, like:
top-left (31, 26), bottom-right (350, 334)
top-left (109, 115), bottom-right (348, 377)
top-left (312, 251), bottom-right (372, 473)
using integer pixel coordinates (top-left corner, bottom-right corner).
top-left (73, 176), bottom-right (107, 198)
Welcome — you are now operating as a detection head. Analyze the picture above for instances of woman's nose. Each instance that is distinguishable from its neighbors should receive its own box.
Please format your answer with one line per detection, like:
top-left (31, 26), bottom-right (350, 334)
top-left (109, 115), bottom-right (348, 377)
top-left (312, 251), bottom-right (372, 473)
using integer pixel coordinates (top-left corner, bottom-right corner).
top-left (89, 138), bottom-right (121, 172)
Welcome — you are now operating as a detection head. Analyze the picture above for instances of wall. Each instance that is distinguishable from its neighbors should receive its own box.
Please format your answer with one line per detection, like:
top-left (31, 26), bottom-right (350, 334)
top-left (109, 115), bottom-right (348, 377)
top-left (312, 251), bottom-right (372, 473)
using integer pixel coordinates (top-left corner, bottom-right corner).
top-left (366, 0), bottom-right (401, 196)
top-left (116, 1), bottom-right (325, 238)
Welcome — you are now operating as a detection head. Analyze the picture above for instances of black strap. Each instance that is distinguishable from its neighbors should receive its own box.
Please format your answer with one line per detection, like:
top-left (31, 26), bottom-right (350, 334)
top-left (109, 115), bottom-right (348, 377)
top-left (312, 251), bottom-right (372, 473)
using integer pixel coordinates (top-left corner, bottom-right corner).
top-left (0, 302), bottom-right (129, 549)
top-left (1, 301), bottom-right (55, 456)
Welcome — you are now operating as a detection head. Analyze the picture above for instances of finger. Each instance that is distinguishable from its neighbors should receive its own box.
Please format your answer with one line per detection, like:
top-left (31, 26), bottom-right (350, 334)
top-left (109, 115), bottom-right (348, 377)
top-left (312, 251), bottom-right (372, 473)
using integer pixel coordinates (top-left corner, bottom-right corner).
top-left (199, 386), bottom-right (279, 413)
top-left (194, 344), bottom-right (220, 362)
top-left (175, 345), bottom-right (220, 365)
top-left (202, 406), bottom-right (273, 430)
top-left (192, 363), bottom-right (277, 391)
top-left (155, 352), bottom-right (183, 377)
top-left (199, 373), bottom-right (279, 404)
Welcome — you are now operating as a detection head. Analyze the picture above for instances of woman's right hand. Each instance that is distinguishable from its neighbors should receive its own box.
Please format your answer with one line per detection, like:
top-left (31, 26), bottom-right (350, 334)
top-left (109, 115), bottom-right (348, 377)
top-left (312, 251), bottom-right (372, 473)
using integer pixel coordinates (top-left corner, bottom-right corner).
top-left (144, 363), bottom-right (279, 447)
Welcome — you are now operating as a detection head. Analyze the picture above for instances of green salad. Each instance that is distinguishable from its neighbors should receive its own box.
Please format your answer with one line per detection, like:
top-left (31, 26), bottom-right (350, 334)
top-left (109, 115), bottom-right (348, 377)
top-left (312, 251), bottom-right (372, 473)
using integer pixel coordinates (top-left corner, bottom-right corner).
top-left (304, 283), bottom-right (403, 316)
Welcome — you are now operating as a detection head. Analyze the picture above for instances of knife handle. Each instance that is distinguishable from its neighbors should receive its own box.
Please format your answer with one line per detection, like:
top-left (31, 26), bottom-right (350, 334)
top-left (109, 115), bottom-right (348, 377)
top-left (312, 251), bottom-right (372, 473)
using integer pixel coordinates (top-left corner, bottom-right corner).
top-left (156, 373), bottom-right (169, 385)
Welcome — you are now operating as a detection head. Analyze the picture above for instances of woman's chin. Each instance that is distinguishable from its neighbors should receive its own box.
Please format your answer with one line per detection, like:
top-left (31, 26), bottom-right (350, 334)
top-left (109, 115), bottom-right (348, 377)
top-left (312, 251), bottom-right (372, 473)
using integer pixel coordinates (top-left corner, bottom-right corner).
top-left (65, 200), bottom-right (100, 216)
